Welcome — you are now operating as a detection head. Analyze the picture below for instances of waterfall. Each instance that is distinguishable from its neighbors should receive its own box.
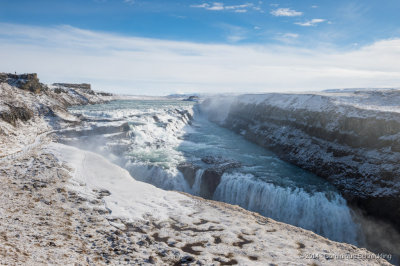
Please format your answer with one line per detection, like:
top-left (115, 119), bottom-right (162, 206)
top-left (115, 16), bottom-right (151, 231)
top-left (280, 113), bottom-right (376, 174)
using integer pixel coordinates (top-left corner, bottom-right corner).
top-left (127, 165), bottom-right (208, 197)
top-left (190, 169), bottom-right (205, 195)
top-left (126, 163), bottom-right (190, 192)
top-left (127, 163), bottom-right (360, 245)
top-left (214, 172), bottom-right (360, 244)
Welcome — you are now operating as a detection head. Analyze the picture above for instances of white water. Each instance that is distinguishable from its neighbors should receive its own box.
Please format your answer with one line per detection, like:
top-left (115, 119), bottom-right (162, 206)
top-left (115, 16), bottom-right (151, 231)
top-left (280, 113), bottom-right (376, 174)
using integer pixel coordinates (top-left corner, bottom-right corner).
top-left (191, 169), bottom-right (205, 195)
top-left (68, 100), bottom-right (361, 245)
top-left (127, 163), bottom-right (190, 192)
top-left (214, 173), bottom-right (358, 244)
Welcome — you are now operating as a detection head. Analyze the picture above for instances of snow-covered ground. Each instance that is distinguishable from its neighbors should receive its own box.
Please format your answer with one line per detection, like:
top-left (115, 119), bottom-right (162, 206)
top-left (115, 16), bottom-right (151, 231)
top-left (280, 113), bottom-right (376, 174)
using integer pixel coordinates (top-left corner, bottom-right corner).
top-left (47, 143), bottom-right (191, 222)
top-left (0, 80), bottom-right (395, 265)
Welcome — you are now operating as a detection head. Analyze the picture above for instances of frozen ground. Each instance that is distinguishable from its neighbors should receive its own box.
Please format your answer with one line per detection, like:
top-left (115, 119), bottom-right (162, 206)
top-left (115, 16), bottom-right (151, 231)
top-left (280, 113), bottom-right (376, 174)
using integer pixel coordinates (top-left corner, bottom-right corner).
top-left (0, 81), bottom-right (394, 265)
top-left (0, 135), bottom-right (392, 265)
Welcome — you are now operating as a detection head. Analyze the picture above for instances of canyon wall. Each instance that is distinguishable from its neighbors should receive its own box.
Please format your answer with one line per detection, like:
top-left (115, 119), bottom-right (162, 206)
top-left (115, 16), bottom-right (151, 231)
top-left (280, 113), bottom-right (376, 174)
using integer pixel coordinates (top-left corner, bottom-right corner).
top-left (200, 91), bottom-right (400, 230)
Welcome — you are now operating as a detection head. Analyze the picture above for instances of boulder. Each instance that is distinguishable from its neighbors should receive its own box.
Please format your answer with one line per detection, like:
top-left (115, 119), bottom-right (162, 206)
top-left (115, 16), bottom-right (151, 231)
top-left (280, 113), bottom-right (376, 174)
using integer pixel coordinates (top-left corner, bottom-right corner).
top-left (0, 103), bottom-right (33, 126)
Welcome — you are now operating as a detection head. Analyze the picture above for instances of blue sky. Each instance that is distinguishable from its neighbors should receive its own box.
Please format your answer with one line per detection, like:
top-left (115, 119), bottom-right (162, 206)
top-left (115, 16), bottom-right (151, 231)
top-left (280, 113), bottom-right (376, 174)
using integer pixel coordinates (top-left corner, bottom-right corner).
top-left (2, 0), bottom-right (400, 47)
top-left (1, 0), bottom-right (400, 94)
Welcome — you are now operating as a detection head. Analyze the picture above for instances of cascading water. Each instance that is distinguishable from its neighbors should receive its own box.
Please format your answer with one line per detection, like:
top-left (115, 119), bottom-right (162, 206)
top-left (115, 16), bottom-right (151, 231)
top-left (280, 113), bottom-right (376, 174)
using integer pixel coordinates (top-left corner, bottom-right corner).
top-left (189, 169), bottom-right (205, 195)
top-left (127, 163), bottom-right (190, 192)
top-left (214, 173), bottom-right (359, 244)
top-left (68, 99), bottom-right (361, 245)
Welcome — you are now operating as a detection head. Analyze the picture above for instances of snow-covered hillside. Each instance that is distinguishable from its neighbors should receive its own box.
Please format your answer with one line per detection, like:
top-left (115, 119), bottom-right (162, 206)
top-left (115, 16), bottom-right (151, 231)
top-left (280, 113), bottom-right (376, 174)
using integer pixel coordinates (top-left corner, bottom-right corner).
top-left (0, 75), bottom-right (113, 159)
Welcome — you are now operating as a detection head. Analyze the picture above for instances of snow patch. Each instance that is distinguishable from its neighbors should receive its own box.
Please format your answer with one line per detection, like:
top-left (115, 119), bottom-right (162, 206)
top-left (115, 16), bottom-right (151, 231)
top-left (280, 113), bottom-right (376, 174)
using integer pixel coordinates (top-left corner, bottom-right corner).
top-left (46, 142), bottom-right (192, 221)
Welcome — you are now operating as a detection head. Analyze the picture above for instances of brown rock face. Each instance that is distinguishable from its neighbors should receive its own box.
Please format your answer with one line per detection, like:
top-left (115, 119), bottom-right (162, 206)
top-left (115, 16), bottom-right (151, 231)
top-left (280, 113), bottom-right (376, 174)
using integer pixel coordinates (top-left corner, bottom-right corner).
top-left (1, 73), bottom-right (45, 93)
top-left (0, 104), bottom-right (33, 126)
top-left (199, 168), bottom-right (224, 199)
top-left (177, 163), bottom-right (199, 188)
top-left (178, 157), bottom-right (241, 199)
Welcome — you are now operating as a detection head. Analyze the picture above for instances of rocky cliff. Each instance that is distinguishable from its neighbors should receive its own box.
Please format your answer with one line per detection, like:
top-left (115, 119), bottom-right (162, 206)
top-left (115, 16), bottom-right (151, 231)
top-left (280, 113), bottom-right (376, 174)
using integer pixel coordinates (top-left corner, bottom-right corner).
top-left (200, 91), bottom-right (400, 231)
top-left (52, 83), bottom-right (93, 94)
top-left (0, 73), bottom-right (113, 158)
top-left (0, 73), bottom-right (111, 124)
top-left (0, 73), bottom-right (46, 93)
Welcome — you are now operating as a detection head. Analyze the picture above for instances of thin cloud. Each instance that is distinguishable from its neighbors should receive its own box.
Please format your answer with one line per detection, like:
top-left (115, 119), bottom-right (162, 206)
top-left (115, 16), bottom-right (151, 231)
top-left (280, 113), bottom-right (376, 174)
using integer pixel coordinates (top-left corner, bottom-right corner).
top-left (283, 33), bottom-right (299, 38)
top-left (191, 2), bottom-right (223, 11)
top-left (207, 2), bottom-right (224, 10)
top-left (271, 8), bottom-right (302, 17)
top-left (295, 19), bottom-right (326, 26)
top-left (123, 0), bottom-right (135, 5)
top-left (274, 33), bottom-right (299, 44)
top-left (0, 23), bottom-right (399, 95)
top-left (190, 2), bottom-right (262, 13)
top-left (191, 3), bottom-right (208, 8)
top-left (220, 24), bottom-right (248, 43)
top-left (227, 34), bottom-right (246, 42)
top-left (225, 4), bottom-right (251, 10)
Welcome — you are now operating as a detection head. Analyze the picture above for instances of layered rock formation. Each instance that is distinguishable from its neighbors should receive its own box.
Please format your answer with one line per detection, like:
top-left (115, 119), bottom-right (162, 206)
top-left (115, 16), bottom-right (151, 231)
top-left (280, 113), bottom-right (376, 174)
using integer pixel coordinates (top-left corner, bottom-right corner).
top-left (200, 91), bottom-right (400, 231)
top-left (0, 73), bottom-right (46, 93)
top-left (53, 82), bottom-right (92, 91)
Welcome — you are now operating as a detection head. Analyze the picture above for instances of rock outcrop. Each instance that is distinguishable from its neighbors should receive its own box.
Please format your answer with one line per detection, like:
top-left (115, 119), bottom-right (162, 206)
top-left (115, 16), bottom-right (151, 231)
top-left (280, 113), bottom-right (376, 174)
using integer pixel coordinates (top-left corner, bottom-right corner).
top-left (0, 73), bottom-right (113, 157)
top-left (200, 91), bottom-right (400, 231)
top-left (178, 156), bottom-right (241, 199)
top-left (0, 73), bottom-right (46, 93)
top-left (53, 83), bottom-right (92, 91)
top-left (177, 162), bottom-right (199, 188)
top-left (0, 73), bottom-right (112, 126)
top-left (0, 103), bottom-right (33, 126)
